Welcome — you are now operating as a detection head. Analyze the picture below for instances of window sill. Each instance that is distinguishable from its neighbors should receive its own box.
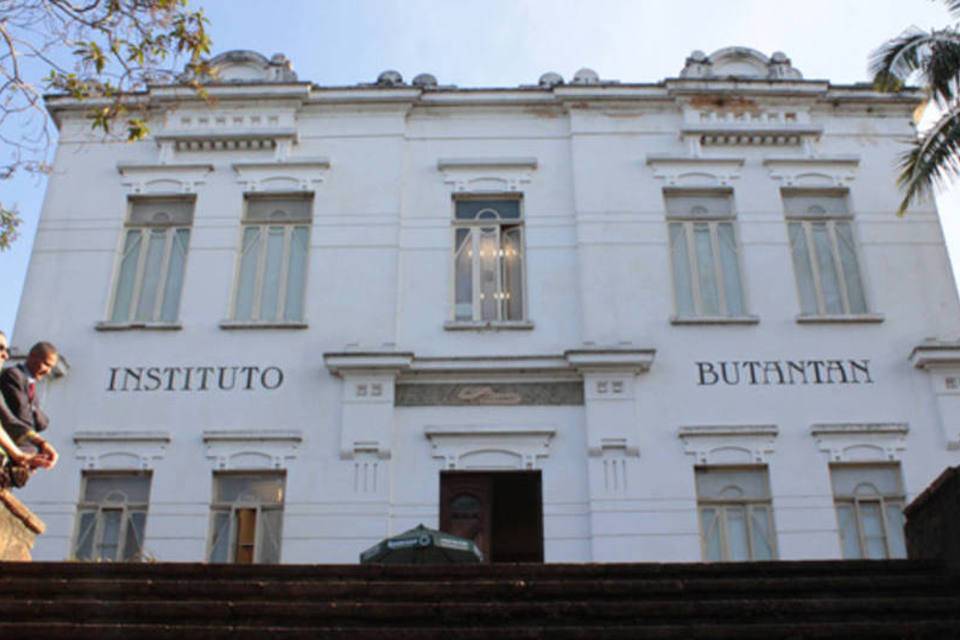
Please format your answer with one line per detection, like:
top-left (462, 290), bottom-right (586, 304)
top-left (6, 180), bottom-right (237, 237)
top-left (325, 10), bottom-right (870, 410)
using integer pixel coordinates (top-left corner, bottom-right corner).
top-left (444, 320), bottom-right (534, 331)
top-left (95, 321), bottom-right (182, 332)
top-left (670, 315), bottom-right (759, 326)
top-left (796, 313), bottom-right (884, 325)
top-left (219, 320), bottom-right (309, 330)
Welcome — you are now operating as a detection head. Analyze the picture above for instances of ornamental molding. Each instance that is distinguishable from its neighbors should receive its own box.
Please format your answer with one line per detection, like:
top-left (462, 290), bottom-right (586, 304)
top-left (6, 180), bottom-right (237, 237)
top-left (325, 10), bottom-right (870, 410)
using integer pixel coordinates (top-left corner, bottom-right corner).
top-left (201, 429), bottom-right (302, 470)
top-left (323, 348), bottom-right (655, 379)
top-left (764, 156), bottom-right (859, 188)
top-left (646, 155), bottom-right (744, 188)
top-left (565, 349), bottom-right (656, 374)
top-left (810, 423), bottom-right (908, 462)
top-left (910, 341), bottom-right (960, 369)
top-left (438, 156), bottom-right (538, 193)
top-left (678, 424), bottom-right (778, 465)
top-left (425, 425), bottom-right (556, 470)
top-left (74, 430), bottom-right (171, 470)
top-left (679, 47), bottom-right (803, 80)
top-left (396, 382), bottom-right (584, 407)
top-left (116, 162), bottom-right (213, 195)
top-left (324, 352), bottom-right (415, 377)
top-left (232, 158), bottom-right (330, 192)
top-left (908, 341), bottom-right (960, 450)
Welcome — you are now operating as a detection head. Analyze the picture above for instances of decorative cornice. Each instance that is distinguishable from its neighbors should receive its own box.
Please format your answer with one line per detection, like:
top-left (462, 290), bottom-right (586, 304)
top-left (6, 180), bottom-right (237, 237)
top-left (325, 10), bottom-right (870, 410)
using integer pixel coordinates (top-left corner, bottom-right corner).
top-left (646, 155), bottom-right (745, 166)
top-left (74, 431), bottom-right (171, 444)
top-left (425, 424), bottom-right (556, 470)
top-left (910, 341), bottom-right (960, 369)
top-left (810, 423), bottom-right (908, 436)
top-left (763, 155), bottom-right (859, 166)
top-left (678, 424), bottom-right (779, 438)
top-left (117, 162), bottom-right (214, 174)
top-left (117, 162), bottom-right (212, 195)
top-left (811, 422), bottom-right (909, 462)
top-left (325, 352), bottom-right (415, 377)
top-left (323, 349), bottom-right (656, 379)
top-left (646, 155), bottom-right (744, 187)
top-left (437, 157), bottom-right (538, 171)
top-left (678, 424), bottom-right (779, 464)
top-left (232, 158), bottom-right (330, 171)
top-left (565, 349), bottom-right (656, 374)
top-left (201, 430), bottom-right (303, 444)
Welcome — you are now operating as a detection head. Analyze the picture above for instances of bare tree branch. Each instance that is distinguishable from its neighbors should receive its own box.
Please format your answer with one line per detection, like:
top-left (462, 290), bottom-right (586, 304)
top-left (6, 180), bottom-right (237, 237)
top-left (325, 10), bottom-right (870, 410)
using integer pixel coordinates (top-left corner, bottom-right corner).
top-left (0, 0), bottom-right (212, 250)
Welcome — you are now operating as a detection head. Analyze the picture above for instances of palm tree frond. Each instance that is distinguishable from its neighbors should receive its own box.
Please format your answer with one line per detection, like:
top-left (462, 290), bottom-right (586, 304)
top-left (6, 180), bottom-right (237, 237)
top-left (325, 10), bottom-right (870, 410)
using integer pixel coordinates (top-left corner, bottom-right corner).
top-left (925, 35), bottom-right (960, 103)
top-left (896, 106), bottom-right (960, 214)
top-left (944, 0), bottom-right (960, 19)
top-left (870, 28), bottom-right (960, 101)
top-left (871, 27), bottom-right (934, 85)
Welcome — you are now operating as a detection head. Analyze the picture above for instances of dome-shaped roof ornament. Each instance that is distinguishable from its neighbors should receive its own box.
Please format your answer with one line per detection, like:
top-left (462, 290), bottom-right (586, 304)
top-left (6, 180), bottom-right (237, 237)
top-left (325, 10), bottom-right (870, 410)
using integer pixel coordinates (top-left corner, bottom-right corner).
top-left (571, 68), bottom-right (600, 85)
top-left (376, 70), bottom-right (404, 87)
top-left (182, 50), bottom-right (297, 83)
top-left (538, 72), bottom-right (564, 88)
top-left (412, 73), bottom-right (438, 88)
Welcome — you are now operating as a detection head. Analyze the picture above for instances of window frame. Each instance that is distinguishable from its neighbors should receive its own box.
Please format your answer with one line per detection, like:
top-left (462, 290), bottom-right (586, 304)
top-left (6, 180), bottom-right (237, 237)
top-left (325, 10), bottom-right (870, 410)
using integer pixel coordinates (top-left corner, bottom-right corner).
top-left (449, 194), bottom-right (529, 325)
top-left (695, 465), bottom-right (778, 562)
top-left (830, 463), bottom-right (907, 560)
top-left (106, 198), bottom-right (194, 326)
top-left (207, 471), bottom-right (286, 564)
top-left (783, 190), bottom-right (871, 318)
top-left (667, 219), bottom-right (749, 319)
top-left (72, 470), bottom-right (152, 562)
top-left (228, 194), bottom-right (312, 325)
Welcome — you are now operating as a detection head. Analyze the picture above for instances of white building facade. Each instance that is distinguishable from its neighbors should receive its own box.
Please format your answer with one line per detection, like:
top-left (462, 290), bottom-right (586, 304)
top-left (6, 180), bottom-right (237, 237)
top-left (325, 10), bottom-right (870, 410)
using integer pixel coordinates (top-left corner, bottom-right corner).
top-left (11, 47), bottom-right (960, 564)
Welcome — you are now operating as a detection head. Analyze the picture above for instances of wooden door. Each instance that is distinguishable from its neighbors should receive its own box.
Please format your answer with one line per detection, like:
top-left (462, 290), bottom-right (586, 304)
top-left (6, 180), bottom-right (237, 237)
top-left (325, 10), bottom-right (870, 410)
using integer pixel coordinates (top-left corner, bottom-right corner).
top-left (439, 474), bottom-right (493, 561)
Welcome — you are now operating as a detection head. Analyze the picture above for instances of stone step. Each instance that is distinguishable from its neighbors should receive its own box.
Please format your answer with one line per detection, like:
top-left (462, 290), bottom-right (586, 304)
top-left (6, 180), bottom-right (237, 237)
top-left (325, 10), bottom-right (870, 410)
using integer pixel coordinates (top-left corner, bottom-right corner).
top-left (0, 621), bottom-right (955, 640)
top-left (2, 596), bottom-right (957, 626)
top-left (0, 559), bottom-right (943, 581)
top-left (0, 573), bottom-right (954, 601)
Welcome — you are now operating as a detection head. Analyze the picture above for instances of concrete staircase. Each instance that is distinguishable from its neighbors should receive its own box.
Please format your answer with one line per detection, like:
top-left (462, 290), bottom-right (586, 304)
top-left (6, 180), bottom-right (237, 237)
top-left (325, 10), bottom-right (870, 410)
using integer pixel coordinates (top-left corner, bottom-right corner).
top-left (0, 559), bottom-right (957, 639)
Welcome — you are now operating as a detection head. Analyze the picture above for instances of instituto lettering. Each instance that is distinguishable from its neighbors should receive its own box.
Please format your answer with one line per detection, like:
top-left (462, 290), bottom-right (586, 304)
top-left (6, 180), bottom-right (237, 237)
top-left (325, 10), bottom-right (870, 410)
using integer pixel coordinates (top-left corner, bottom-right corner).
top-left (696, 359), bottom-right (872, 386)
top-left (106, 366), bottom-right (284, 392)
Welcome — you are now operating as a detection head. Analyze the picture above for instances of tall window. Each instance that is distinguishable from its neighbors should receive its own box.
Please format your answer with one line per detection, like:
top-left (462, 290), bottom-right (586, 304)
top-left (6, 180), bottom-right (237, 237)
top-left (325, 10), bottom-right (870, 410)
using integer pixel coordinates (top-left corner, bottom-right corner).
top-left (208, 472), bottom-right (285, 564)
top-left (696, 467), bottom-right (777, 561)
top-left (73, 472), bottom-right (151, 561)
top-left (784, 191), bottom-right (867, 316)
top-left (831, 464), bottom-right (906, 559)
top-left (453, 198), bottom-right (525, 323)
top-left (665, 191), bottom-right (746, 318)
top-left (232, 195), bottom-right (312, 323)
top-left (110, 198), bottom-right (193, 324)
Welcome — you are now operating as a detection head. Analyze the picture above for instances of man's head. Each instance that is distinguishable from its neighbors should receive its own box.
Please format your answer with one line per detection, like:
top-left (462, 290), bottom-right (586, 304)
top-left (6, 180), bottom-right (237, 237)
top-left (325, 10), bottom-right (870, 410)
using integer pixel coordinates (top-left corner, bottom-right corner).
top-left (0, 331), bottom-right (8, 365)
top-left (25, 342), bottom-right (58, 380)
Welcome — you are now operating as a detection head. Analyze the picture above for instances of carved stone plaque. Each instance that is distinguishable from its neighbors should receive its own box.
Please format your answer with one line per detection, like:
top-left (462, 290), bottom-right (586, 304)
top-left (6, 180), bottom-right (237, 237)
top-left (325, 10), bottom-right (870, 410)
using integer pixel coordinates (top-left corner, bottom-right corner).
top-left (395, 382), bottom-right (584, 407)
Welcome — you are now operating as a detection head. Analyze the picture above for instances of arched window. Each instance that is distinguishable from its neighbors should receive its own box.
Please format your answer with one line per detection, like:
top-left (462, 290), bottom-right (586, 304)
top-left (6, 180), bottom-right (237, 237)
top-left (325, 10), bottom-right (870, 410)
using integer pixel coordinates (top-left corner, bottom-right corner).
top-left (830, 464), bottom-right (906, 559)
top-left (783, 191), bottom-right (867, 316)
top-left (109, 197), bottom-right (194, 324)
top-left (73, 472), bottom-right (152, 561)
top-left (664, 191), bottom-right (746, 319)
top-left (232, 194), bottom-right (313, 323)
top-left (208, 472), bottom-right (285, 564)
top-left (453, 198), bottom-right (525, 323)
top-left (695, 466), bottom-right (777, 562)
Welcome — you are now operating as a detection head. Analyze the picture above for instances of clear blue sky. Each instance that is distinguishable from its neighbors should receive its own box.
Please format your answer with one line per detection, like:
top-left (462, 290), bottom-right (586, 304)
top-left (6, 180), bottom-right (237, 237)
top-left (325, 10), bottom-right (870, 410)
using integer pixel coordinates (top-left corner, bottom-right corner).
top-left (2, 0), bottom-right (957, 339)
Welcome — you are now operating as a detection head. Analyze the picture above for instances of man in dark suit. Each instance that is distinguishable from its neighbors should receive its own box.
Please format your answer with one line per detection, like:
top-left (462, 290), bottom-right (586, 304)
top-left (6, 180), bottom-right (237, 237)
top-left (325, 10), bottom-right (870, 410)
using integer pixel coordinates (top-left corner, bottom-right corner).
top-left (0, 340), bottom-right (60, 477)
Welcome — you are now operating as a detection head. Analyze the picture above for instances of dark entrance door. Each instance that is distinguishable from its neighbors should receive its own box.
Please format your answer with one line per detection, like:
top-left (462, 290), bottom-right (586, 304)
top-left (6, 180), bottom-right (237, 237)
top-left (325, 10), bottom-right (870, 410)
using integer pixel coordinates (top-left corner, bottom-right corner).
top-left (439, 471), bottom-right (544, 563)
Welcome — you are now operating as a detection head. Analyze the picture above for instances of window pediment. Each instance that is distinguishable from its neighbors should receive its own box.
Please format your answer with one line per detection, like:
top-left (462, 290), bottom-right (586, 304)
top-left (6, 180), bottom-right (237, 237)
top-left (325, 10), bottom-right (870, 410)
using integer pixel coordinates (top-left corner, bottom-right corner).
top-left (202, 430), bottom-right (303, 470)
top-left (425, 425), bottom-right (555, 470)
top-left (811, 423), bottom-right (909, 462)
top-left (439, 157), bottom-right (537, 192)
